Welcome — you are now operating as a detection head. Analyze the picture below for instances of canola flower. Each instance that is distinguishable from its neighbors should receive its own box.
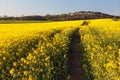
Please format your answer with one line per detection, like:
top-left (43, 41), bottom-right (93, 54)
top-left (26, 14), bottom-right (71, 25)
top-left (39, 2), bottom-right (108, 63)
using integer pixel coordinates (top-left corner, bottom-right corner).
top-left (80, 19), bottom-right (120, 80)
top-left (9, 68), bottom-right (15, 75)
top-left (0, 21), bottom-right (77, 80)
top-left (0, 19), bottom-right (120, 80)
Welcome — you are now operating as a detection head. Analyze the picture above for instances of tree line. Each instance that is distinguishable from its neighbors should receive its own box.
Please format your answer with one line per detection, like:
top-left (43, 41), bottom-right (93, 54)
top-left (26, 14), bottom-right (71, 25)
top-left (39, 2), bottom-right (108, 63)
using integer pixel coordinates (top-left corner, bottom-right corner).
top-left (0, 11), bottom-right (119, 21)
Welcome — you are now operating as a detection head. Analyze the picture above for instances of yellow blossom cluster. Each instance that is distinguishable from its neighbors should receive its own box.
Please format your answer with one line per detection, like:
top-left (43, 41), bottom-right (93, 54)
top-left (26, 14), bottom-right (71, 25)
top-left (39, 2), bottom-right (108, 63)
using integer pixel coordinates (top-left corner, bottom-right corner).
top-left (0, 21), bottom-right (77, 80)
top-left (80, 19), bottom-right (120, 79)
top-left (1, 19), bottom-right (120, 80)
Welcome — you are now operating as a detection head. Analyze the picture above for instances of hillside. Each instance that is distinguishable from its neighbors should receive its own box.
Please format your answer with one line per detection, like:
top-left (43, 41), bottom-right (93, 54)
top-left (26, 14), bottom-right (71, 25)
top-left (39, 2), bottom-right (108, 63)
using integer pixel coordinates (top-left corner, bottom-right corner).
top-left (0, 11), bottom-right (116, 21)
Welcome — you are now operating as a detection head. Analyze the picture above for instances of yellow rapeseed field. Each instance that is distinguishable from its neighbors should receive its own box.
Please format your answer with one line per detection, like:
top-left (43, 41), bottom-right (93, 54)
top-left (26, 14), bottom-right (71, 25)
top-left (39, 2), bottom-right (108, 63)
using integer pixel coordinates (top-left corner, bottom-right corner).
top-left (0, 19), bottom-right (120, 80)
top-left (80, 19), bottom-right (120, 80)
top-left (0, 20), bottom-right (80, 79)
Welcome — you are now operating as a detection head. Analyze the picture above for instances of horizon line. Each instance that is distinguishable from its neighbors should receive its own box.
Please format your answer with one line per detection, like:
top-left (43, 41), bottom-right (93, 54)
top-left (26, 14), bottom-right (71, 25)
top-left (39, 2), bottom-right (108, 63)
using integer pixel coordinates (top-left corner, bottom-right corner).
top-left (0, 11), bottom-right (118, 17)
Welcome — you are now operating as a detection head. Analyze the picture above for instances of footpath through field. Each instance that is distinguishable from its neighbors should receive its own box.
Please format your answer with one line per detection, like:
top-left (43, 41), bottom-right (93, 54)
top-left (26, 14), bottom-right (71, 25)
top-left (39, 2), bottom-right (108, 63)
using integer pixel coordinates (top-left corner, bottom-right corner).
top-left (68, 28), bottom-right (85, 80)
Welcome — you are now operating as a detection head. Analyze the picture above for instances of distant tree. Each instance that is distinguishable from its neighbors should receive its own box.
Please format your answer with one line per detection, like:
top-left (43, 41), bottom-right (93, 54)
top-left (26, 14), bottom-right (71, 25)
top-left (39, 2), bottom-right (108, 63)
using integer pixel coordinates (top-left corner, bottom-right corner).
top-left (3, 15), bottom-right (8, 20)
top-left (21, 15), bottom-right (25, 20)
top-left (46, 14), bottom-right (53, 21)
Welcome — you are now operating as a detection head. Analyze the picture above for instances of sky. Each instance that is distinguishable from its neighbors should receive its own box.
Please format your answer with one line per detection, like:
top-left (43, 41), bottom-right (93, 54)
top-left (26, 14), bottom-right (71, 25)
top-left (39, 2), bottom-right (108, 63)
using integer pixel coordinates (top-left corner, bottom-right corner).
top-left (0, 0), bottom-right (120, 17)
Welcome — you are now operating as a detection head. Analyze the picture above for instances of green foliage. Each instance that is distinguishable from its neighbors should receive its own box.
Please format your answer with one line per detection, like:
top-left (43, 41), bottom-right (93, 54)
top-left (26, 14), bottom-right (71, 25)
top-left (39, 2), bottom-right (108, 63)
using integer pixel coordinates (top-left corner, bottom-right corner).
top-left (0, 20), bottom-right (50, 24)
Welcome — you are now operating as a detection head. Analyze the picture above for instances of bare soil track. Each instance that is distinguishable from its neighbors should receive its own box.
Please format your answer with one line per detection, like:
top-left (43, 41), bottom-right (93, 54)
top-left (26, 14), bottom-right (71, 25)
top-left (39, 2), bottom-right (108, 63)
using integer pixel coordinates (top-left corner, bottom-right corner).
top-left (68, 28), bottom-right (85, 80)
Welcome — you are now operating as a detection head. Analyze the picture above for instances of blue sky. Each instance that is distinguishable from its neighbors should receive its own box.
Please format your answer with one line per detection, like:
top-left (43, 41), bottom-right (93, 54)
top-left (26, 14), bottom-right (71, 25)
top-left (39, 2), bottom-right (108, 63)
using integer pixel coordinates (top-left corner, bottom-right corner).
top-left (0, 0), bottom-right (120, 16)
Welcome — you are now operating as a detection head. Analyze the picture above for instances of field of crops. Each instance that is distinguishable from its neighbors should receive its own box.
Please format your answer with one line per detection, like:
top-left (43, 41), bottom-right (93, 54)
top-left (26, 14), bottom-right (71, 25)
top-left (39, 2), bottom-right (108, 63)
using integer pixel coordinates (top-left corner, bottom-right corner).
top-left (0, 19), bottom-right (120, 80)
top-left (80, 19), bottom-right (120, 80)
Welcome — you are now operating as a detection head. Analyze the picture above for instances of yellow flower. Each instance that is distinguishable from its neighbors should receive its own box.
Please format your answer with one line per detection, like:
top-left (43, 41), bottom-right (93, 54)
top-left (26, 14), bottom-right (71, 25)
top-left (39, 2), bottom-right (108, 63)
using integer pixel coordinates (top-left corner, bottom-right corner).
top-left (27, 53), bottom-right (33, 60)
top-left (23, 71), bottom-right (29, 76)
top-left (28, 75), bottom-right (33, 80)
top-left (107, 45), bottom-right (112, 50)
top-left (9, 68), bottom-right (15, 75)
top-left (3, 57), bottom-right (6, 61)
top-left (32, 67), bottom-right (35, 71)
top-left (20, 58), bottom-right (25, 62)
top-left (45, 56), bottom-right (50, 61)
top-left (0, 61), bottom-right (2, 65)
top-left (64, 54), bottom-right (67, 58)
top-left (33, 50), bottom-right (38, 55)
top-left (13, 62), bottom-right (17, 66)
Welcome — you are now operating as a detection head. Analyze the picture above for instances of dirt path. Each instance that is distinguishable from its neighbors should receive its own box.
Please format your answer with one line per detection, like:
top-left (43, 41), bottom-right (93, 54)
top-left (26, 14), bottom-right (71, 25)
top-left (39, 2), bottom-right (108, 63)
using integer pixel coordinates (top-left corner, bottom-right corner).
top-left (68, 28), bottom-right (85, 80)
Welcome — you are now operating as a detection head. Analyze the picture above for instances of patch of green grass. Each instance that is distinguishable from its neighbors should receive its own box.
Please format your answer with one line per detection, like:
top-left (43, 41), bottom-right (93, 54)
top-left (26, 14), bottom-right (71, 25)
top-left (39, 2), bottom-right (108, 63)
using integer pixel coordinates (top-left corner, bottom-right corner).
top-left (0, 20), bottom-right (51, 24)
